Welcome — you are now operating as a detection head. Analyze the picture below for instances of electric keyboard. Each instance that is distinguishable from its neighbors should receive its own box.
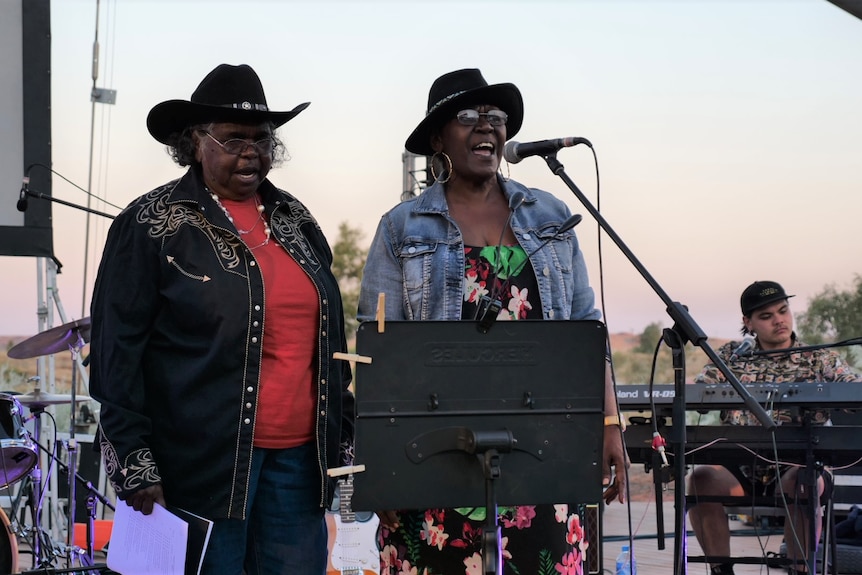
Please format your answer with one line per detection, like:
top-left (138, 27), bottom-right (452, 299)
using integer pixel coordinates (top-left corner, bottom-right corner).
top-left (624, 422), bottom-right (862, 467)
top-left (616, 381), bottom-right (862, 411)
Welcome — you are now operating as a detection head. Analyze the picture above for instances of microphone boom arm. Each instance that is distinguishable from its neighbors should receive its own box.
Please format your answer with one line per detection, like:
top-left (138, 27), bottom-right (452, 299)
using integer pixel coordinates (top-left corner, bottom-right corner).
top-left (22, 187), bottom-right (116, 220)
top-left (540, 153), bottom-right (772, 427)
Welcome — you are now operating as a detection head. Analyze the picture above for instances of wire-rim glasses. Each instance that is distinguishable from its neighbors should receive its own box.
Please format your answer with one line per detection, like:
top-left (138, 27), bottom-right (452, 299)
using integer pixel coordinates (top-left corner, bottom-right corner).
top-left (456, 109), bottom-right (508, 127)
top-left (201, 131), bottom-right (275, 156)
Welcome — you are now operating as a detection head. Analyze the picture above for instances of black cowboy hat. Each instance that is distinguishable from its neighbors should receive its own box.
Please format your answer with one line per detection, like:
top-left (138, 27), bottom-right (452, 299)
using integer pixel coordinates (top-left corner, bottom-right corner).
top-left (146, 64), bottom-right (310, 145)
top-left (405, 68), bottom-right (523, 156)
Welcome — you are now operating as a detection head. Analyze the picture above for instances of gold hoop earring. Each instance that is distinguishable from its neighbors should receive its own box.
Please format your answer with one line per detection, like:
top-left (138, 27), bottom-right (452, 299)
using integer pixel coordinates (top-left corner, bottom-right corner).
top-left (430, 151), bottom-right (452, 184)
top-left (499, 159), bottom-right (510, 183)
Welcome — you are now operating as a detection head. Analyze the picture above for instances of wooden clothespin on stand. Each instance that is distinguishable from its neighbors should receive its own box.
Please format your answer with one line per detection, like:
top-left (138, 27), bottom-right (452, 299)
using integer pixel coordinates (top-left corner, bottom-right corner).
top-left (326, 464), bottom-right (368, 516)
top-left (331, 292), bottom-right (385, 365)
top-left (375, 292), bottom-right (385, 333)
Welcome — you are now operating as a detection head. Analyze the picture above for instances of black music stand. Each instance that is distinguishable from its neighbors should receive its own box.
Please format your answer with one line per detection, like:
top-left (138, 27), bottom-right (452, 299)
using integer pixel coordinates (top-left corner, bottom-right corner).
top-left (351, 320), bottom-right (607, 575)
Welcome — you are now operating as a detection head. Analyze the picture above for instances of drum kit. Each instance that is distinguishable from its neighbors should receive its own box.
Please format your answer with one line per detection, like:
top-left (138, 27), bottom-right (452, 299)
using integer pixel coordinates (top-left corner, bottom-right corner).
top-left (2, 317), bottom-right (113, 575)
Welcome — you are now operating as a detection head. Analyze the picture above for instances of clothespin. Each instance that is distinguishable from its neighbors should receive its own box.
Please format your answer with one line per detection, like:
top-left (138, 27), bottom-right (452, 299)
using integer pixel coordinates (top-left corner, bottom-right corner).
top-left (651, 432), bottom-right (669, 467)
top-left (376, 292), bottom-right (385, 333)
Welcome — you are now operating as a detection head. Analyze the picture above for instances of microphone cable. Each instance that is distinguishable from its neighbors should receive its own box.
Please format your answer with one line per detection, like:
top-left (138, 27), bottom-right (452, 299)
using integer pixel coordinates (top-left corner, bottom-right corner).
top-left (24, 162), bottom-right (125, 214)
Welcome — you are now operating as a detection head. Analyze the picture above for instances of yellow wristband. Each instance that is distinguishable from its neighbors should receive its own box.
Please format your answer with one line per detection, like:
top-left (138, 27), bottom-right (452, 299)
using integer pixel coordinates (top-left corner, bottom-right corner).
top-left (604, 414), bottom-right (626, 431)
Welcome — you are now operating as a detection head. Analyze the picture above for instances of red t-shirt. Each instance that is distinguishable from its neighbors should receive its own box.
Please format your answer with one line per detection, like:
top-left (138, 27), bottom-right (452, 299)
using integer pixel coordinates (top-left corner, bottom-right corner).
top-left (219, 195), bottom-right (318, 448)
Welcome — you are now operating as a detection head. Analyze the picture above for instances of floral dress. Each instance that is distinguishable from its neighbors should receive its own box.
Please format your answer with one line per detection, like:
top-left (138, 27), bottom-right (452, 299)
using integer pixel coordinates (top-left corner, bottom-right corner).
top-left (378, 245), bottom-right (590, 575)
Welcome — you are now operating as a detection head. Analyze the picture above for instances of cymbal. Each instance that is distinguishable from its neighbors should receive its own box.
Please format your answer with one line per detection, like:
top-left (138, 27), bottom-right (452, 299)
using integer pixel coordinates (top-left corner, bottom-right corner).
top-left (14, 390), bottom-right (94, 408)
top-left (7, 317), bottom-right (91, 359)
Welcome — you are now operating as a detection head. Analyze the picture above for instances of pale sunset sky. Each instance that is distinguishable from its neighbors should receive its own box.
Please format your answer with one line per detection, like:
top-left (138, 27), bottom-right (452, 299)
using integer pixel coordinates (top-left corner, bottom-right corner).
top-left (2, 0), bottom-right (861, 342)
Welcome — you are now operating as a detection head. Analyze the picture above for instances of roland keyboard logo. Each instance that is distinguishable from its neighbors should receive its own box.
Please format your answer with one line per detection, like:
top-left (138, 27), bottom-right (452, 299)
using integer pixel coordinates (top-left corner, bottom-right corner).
top-left (425, 342), bottom-right (537, 365)
top-left (617, 388), bottom-right (675, 399)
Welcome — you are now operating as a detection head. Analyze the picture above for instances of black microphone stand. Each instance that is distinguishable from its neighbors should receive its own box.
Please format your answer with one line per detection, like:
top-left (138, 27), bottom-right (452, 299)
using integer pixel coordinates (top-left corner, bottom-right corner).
top-left (33, 438), bottom-right (116, 562)
top-left (539, 152), bottom-right (775, 575)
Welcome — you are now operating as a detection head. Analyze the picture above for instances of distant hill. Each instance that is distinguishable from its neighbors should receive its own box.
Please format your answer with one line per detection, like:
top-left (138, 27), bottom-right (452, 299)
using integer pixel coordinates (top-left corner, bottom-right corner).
top-left (610, 331), bottom-right (731, 354)
top-left (1, 335), bottom-right (81, 394)
top-left (2, 331), bottom-right (732, 390)
top-left (608, 331), bottom-right (733, 385)
top-left (0, 336), bottom-right (26, 348)
top-left (609, 332), bottom-right (642, 352)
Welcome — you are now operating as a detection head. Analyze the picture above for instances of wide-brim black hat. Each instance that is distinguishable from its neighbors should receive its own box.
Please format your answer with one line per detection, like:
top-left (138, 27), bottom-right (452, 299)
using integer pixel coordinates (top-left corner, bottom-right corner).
top-left (740, 280), bottom-right (795, 316)
top-left (405, 68), bottom-right (523, 156)
top-left (147, 64), bottom-right (310, 145)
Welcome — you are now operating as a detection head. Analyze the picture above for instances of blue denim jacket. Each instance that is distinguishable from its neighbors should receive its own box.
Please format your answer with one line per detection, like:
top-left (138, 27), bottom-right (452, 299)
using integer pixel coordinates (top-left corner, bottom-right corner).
top-left (358, 176), bottom-right (601, 323)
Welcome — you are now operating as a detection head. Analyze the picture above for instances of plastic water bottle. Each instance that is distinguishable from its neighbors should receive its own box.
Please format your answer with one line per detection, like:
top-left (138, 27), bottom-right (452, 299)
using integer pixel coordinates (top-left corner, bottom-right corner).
top-left (615, 545), bottom-right (637, 575)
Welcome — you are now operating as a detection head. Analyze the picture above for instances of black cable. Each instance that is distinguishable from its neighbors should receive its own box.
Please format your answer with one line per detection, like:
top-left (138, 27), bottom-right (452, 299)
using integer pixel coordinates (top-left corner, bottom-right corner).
top-left (25, 163), bottom-right (124, 213)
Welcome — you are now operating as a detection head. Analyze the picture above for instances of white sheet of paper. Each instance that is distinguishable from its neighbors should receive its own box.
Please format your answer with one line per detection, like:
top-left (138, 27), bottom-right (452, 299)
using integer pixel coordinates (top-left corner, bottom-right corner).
top-left (107, 502), bottom-right (188, 575)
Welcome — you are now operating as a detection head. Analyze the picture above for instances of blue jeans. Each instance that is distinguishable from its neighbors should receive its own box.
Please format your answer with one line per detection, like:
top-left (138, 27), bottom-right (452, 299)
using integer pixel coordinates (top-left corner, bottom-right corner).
top-left (200, 443), bottom-right (327, 575)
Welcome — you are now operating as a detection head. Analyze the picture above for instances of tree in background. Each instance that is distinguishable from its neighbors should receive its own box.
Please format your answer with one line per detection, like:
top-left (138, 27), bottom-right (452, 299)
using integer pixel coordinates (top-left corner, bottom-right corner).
top-left (613, 325), bottom-right (722, 425)
top-left (331, 221), bottom-right (368, 339)
top-left (2, 340), bottom-right (28, 388)
top-left (635, 321), bottom-right (663, 353)
top-left (612, 322), bottom-right (718, 386)
top-left (796, 275), bottom-right (862, 367)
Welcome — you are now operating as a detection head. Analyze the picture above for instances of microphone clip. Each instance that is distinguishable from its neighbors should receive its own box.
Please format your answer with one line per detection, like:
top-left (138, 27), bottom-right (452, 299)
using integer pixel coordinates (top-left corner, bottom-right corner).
top-left (16, 176), bottom-right (30, 212)
top-left (475, 295), bottom-right (502, 334)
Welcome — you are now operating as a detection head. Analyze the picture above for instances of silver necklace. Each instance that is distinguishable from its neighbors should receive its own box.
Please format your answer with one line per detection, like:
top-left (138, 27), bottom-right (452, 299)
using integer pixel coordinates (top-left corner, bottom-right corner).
top-left (210, 190), bottom-right (271, 249)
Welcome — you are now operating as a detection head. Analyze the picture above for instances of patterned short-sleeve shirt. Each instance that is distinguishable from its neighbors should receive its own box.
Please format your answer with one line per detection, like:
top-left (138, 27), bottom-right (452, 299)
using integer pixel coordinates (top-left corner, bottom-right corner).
top-left (694, 334), bottom-right (860, 425)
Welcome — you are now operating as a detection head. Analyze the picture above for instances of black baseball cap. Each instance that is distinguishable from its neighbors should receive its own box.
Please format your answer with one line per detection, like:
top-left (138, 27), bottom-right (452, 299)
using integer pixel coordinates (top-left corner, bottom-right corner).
top-left (740, 281), bottom-right (794, 316)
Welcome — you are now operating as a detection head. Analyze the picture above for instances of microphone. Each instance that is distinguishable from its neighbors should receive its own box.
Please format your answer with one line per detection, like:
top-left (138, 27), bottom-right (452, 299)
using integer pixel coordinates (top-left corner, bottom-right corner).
top-left (555, 213), bottom-right (582, 235)
top-left (503, 137), bottom-right (592, 164)
top-left (729, 336), bottom-right (756, 362)
top-left (507, 190), bottom-right (526, 212)
top-left (16, 177), bottom-right (30, 212)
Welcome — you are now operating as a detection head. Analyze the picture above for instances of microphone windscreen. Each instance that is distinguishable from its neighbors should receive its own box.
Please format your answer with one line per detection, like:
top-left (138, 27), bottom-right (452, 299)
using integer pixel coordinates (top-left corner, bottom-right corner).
top-left (729, 335), bottom-right (756, 360)
top-left (558, 214), bottom-right (583, 234)
top-left (503, 141), bottom-right (522, 164)
top-left (16, 189), bottom-right (28, 212)
top-left (508, 190), bottom-right (525, 211)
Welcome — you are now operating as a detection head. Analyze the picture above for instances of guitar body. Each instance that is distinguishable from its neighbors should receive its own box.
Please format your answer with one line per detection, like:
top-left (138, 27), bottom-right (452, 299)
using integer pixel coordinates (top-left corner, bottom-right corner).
top-left (326, 510), bottom-right (379, 575)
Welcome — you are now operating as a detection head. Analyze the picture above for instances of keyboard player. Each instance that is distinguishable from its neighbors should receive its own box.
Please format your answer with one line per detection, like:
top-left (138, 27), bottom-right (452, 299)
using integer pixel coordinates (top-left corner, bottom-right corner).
top-left (687, 280), bottom-right (860, 575)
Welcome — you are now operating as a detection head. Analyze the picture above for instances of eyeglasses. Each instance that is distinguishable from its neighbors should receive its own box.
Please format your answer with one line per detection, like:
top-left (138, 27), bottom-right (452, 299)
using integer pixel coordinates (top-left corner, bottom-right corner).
top-left (456, 109), bottom-right (508, 127)
top-left (201, 131), bottom-right (274, 155)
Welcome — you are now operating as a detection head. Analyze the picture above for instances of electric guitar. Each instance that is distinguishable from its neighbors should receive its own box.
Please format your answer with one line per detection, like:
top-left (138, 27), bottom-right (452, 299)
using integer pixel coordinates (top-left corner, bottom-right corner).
top-left (326, 476), bottom-right (379, 575)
